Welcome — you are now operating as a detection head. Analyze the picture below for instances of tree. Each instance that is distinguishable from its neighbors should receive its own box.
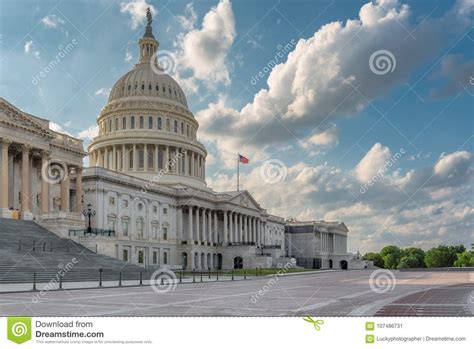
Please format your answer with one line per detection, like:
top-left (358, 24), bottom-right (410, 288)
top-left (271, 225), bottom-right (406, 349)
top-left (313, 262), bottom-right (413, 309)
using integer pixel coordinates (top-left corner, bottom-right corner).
top-left (380, 245), bottom-right (402, 269)
top-left (363, 252), bottom-right (384, 268)
top-left (424, 245), bottom-right (454, 267)
top-left (397, 255), bottom-right (419, 269)
top-left (402, 247), bottom-right (425, 268)
top-left (453, 251), bottom-right (474, 267)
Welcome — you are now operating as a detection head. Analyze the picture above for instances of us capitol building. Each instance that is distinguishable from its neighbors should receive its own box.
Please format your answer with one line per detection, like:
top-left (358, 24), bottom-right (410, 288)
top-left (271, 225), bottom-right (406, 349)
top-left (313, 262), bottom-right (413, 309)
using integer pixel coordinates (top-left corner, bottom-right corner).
top-left (0, 11), bottom-right (357, 271)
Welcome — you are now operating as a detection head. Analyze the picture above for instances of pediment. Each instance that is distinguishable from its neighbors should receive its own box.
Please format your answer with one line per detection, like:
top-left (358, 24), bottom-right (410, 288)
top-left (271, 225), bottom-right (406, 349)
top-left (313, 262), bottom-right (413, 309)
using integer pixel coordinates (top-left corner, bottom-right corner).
top-left (229, 191), bottom-right (261, 211)
top-left (0, 98), bottom-right (53, 139)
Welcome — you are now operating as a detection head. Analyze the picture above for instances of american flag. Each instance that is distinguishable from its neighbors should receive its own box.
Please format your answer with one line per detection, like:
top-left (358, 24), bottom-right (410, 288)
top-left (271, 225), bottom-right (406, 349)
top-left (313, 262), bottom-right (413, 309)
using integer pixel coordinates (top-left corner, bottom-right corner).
top-left (238, 154), bottom-right (249, 164)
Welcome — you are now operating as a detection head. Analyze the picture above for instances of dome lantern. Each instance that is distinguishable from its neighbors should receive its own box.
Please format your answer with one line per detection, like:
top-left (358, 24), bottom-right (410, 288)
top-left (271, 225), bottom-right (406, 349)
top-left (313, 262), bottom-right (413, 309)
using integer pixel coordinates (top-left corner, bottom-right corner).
top-left (137, 7), bottom-right (159, 66)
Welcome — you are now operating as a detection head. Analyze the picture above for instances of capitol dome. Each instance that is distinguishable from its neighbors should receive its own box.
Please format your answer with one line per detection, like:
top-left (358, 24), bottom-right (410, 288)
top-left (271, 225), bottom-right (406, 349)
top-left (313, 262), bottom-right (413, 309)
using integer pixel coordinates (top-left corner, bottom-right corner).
top-left (88, 9), bottom-right (207, 189)
top-left (107, 64), bottom-right (188, 108)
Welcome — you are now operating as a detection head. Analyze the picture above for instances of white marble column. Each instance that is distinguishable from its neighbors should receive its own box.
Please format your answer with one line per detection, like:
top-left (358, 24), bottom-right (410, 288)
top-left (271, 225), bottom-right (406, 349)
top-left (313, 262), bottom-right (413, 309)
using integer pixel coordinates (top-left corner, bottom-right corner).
top-left (1, 139), bottom-right (11, 210)
top-left (201, 207), bottom-right (206, 241)
top-left (21, 145), bottom-right (31, 213)
top-left (122, 145), bottom-right (127, 171)
top-left (223, 210), bottom-right (228, 244)
top-left (233, 213), bottom-right (238, 242)
top-left (195, 207), bottom-right (200, 241)
top-left (132, 144), bottom-right (137, 171)
top-left (188, 206), bottom-right (193, 242)
top-left (164, 145), bottom-right (169, 172)
top-left (238, 214), bottom-right (243, 243)
top-left (213, 211), bottom-right (218, 243)
top-left (60, 164), bottom-right (70, 213)
top-left (75, 167), bottom-right (82, 213)
top-left (207, 209), bottom-right (212, 242)
top-left (112, 145), bottom-right (117, 170)
top-left (228, 212), bottom-right (232, 243)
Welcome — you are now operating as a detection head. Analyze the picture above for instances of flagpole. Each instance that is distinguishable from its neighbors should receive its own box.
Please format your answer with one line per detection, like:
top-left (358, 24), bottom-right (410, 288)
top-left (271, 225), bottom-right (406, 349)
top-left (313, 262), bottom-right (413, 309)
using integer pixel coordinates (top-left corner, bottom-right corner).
top-left (237, 153), bottom-right (240, 191)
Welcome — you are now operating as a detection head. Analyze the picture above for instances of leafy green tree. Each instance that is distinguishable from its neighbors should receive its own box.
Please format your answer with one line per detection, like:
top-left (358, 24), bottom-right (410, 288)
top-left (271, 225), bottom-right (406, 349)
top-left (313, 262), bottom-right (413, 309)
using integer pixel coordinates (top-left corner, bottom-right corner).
top-left (402, 247), bottom-right (425, 268)
top-left (453, 251), bottom-right (474, 267)
top-left (424, 245), bottom-right (459, 267)
top-left (363, 252), bottom-right (384, 268)
top-left (380, 245), bottom-right (402, 269)
top-left (397, 255), bottom-right (419, 269)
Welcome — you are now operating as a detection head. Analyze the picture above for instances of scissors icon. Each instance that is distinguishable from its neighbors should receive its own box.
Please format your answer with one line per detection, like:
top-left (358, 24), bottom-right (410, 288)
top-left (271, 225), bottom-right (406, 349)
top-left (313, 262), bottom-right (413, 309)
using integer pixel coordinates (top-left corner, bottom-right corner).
top-left (303, 316), bottom-right (325, 331)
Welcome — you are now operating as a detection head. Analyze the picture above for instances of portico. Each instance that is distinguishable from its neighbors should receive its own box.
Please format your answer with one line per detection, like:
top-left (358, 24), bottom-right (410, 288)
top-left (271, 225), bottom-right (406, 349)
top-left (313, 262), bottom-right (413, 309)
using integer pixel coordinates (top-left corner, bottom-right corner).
top-left (0, 98), bottom-right (86, 232)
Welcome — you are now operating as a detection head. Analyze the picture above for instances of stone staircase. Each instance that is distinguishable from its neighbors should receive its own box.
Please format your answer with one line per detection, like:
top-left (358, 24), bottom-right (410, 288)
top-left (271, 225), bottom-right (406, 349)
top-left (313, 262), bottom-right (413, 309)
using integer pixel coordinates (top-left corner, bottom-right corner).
top-left (0, 218), bottom-right (158, 284)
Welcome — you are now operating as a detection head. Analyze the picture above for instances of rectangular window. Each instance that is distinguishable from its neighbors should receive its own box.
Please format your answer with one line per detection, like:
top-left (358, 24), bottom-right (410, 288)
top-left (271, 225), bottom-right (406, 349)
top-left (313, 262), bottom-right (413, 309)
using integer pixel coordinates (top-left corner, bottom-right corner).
top-left (148, 116), bottom-right (153, 129)
top-left (123, 199), bottom-right (129, 208)
top-left (153, 206), bottom-right (157, 213)
top-left (109, 197), bottom-right (115, 205)
top-left (138, 251), bottom-right (144, 264)
top-left (153, 251), bottom-right (157, 264)
top-left (131, 116), bottom-right (135, 129)
top-left (140, 116), bottom-right (144, 129)
top-left (163, 251), bottom-right (168, 264)
top-left (163, 227), bottom-right (168, 240)
top-left (123, 250), bottom-right (128, 261)
top-left (163, 207), bottom-right (168, 215)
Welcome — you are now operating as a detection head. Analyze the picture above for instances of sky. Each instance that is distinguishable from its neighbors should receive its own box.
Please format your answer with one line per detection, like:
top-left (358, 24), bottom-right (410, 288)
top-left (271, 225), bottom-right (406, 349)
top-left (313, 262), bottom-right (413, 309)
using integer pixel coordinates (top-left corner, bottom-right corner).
top-left (0, 0), bottom-right (473, 253)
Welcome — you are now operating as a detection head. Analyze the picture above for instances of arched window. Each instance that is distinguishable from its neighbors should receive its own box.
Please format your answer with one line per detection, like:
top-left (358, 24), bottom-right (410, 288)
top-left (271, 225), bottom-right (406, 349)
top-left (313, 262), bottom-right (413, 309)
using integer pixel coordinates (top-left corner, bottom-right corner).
top-left (115, 118), bottom-right (118, 131)
top-left (108, 119), bottom-right (112, 133)
top-left (173, 120), bottom-right (178, 133)
top-left (139, 116), bottom-right (144, 129)
top-left (122, 116), bottom-right (127, 130)
top-left (181, 122), bottom-right (184, 134)
top-left (131, 116), bottom-right (135, 129)
top-left (136, 217), bottom-right (144, 238)
top-left (148, 116), bottom-right (153, 129)
top-left (157, 117), bottom-right (162, 130)
top-left (166, 119), bottom-right (170, 131)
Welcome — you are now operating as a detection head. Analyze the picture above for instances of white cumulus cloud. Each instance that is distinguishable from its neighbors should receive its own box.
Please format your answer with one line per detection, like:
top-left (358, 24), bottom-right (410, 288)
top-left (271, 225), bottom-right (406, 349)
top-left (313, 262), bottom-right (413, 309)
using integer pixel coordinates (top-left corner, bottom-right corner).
top-left (120, 0), bottom-right (157, 29)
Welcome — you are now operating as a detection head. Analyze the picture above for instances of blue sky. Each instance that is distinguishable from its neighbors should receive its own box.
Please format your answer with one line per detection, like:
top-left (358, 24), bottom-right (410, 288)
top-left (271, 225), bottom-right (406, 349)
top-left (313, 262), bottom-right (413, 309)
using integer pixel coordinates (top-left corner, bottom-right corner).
top-left (1, 0), bottom-right (473, 252)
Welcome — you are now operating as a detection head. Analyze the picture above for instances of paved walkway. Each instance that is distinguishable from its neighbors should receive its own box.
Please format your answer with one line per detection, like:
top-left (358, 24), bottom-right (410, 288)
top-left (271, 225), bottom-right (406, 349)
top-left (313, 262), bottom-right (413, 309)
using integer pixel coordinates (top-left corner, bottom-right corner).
top-left (0, 270), bottom-right (472, 316)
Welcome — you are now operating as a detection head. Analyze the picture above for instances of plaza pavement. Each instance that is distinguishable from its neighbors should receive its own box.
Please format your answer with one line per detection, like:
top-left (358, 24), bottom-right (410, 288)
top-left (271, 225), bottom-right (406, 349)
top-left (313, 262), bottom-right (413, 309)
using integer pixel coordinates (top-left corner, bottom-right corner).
top-left (0, 270), bottom-right (472, 316)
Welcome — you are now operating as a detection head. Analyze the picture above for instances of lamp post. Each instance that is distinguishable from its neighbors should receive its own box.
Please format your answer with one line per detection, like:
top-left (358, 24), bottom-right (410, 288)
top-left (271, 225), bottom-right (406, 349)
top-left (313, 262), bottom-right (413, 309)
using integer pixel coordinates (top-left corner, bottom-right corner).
top-left (83, 203), bottom-right (96, 234)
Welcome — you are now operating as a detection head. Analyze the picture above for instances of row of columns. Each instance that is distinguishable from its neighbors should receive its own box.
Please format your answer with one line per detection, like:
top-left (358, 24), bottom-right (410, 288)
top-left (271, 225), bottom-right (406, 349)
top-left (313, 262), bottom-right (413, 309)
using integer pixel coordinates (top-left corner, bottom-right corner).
top-left (0, 138), bottom-right (82, 216)
top-left (183, 206), bottom-right (267, 246)
top-left (320, 232), bottom-right (345, 253)
top-left (91, 144), bottom-right (205, 179)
